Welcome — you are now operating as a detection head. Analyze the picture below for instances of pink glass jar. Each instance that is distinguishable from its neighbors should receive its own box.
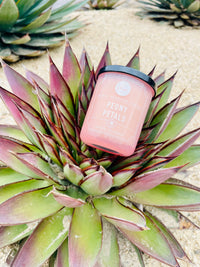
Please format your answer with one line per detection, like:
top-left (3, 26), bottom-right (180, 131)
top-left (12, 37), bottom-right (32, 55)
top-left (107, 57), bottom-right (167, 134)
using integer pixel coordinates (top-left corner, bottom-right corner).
top-left (80, 65), bottom-right (156, 157)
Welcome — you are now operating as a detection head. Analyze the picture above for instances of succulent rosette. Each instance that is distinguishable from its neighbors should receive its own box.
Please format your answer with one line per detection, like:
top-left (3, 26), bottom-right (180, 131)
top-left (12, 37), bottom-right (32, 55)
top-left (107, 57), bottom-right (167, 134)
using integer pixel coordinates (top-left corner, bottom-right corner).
top-left (0, 40), bottom-right (200, 266)
top-left (0, 0), bottom-right (87, 63)
top-left (137, 0), bottom-right (200, 27)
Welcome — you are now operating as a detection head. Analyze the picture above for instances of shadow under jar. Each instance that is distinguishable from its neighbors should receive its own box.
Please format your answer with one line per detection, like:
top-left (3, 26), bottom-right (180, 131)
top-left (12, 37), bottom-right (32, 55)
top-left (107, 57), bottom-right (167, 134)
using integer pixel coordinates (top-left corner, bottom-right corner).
top-left (80, 65), bottom-right (156, 157)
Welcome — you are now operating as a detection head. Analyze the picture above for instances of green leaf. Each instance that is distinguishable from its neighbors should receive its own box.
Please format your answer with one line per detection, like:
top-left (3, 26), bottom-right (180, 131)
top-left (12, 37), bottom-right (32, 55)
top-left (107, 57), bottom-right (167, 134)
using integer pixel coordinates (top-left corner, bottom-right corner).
top-left (1, 33), bottom-right (30, 45)
top-left (2, 62), bottom-right (40, 112)
top-left (146, 211), bottom-right (189, 261)
top-left (80, 167), bottom-right (113, 195)
top-left (157, 128), bottom-right (200, 157)
top-left (119, 213), bottom-right (178, 266)
top-left (133, 179), bottom-right (200, 211)
top-left (164, 145), bottom-right (200, 169)
top-left (155, 72), bottom-right (176, 111)
top-left (0, 0), bottom-right (19, 31)
top-left (0, 125), bottom-right (30, 143)
top-left (25, 34), bottom-right (65, 47)
top-left (149, 94), bottom-right (181, 142)
top-left (68, 203), bottom-right (102, 267)
top-left (23, 0), bottom-right (57, 19)
top-left (62, 40), bottom-right (81, 100)
top-left (12, 207), bottom-right (72, 267)
top-left (0, 186), bottom-right (63, 225)
top-left (126, 47), bottom-right (140, 70)
top-left (19, 8), bottom-right (51, 33)
top-left (93, 197), bottom-right (147, 231)
top-left (0, 224), bottom-right (33, 248)
top-left (0, 167), bottom-right (30, 186)
top-left (0, 179), bottom-right (50, 206)
top-left (16, 0), bottom-right (35, 17)
top-left (95, 220), bottom-right (120, 267)
top-left (55, 237), bottom-right (69, 267)
top-left (156, 102), bottom-right (200, 142)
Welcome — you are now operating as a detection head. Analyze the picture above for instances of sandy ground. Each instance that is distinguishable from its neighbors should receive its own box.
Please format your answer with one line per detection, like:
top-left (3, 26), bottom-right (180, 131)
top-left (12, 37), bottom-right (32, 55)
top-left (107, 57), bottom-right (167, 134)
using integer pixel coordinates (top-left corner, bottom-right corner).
top-left (0, 4), bottom-right (200, 267)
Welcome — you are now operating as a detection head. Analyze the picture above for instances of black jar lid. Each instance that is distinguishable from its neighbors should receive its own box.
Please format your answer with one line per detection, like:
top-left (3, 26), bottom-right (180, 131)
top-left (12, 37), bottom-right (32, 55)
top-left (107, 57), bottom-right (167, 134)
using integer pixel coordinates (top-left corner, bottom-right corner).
top-left (98, 65), bottom-right (156, 95)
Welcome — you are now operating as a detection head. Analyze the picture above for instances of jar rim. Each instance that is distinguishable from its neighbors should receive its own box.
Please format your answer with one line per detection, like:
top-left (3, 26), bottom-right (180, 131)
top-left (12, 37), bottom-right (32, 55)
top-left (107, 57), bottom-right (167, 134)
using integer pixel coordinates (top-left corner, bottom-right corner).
top-left (98, 65), bottom-right (156, 95)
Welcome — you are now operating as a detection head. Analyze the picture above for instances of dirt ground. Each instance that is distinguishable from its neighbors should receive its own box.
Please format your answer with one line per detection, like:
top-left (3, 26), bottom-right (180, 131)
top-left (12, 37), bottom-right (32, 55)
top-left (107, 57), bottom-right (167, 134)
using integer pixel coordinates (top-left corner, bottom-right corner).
top-left (0, 3), bottom-right (200, 267)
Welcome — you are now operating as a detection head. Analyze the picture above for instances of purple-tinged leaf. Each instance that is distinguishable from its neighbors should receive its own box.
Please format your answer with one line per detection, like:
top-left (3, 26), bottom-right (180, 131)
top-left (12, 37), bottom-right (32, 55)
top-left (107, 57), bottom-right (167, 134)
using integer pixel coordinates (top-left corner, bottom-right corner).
top-left (79, 83), bottom-right (89, 111)
top-left (109, 150), bottom-right (145, 172)
top-left (64, 163), bottom-right (84, 185)
top-left (59, 111), bottom-right (75, 138)
top-left (97, 157), bottom-right (114, 169)
top-left (0, 136), bottom-right (42, 178)
top-left (1, 61), bottom-right (40, 112)
top-left (17, 104), bottom-right (47, 134)
top-left (34, 81), bottom-right (51, 105)
top-left (45, 118), bottom-right (69, 150)
top-left (119, 213), bottom-right (179, 267)
top-left (96, 42), bottom-right (112, 78)
top-left (95, 220), bottom-right (120, 267)
top-left (51, 187), bottom-right (85, 208)
top-left (79, 47), bottom-right (93, 71)
top-left (133, 178), bottom-right (200, 211)
top-left (137, 157), bottom-right (174, 174)
top-left (158, 127), bottom-right (200, 157)
top-left (54, 96), bottom-right (75, 125)
top-left (148, 65), bottom-right (156, 77)
top-left (154, 70), bottom-right (166, 86)
top-left (49, 56), bottom-right (75, 116)
top-left (15, 152), bottom-right (60, 184)
top-left (80, 55), bottom-right (93, 88)
top-left (149, 93), bottom-right (182, 142)
top-left (0, 186), bottom-right (62, 225)
top-left (77, 99), bottom-right (86, 127)
top-left (68, 203), bottom-right (102, 267)
top-left (144, 91), bottom-right (164, 126)
top-left (156, 101), bottom-right (200, 143)
top-left (113, 166), bottom-right (181, 195)
top-left (0, 224), bottom-right (33, 249)
top-left (37, 132), bottom-right (62, 166)
top-left (126, 47), bottom-right (140, 70)
top-left (55, 237), bottom-right (69, 267)
top-left (93, 197), bottom-right (147, 232)
top-left (12, 207), bottom-right (72, 267)
top-left (146, 211), bottom-right (190, 261)
top-left (25, 69), bottom-right (49, 93)
top-left (0, 167), bottom-right (30, 187)
top-left (155, 71), bottom-right (177, 112)
top-left (80, 166), bottom-right (113, 195)
top-left (139, 125), bottom-right (157, 144)
top-left (59, 147), bottom-right (76, 166)
top-left (0, 86), bottom-right (38, 126)
top-left (62, 40), bottom-right (81, 99)
top-left (164, 145), bottom-right (200, 169)
top-left (0, 87), bottom-right (43, 147)
top-left (0, 124), bottom-right (29, 143)
top-left (112, 168), bottom-right (137, 187)
top-left (0, 179), bottom-right (49, 206)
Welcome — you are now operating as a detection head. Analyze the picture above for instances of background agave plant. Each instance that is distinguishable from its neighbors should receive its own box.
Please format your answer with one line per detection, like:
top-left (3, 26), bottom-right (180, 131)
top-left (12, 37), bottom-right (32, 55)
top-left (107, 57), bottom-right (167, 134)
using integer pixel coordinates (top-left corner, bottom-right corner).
top-left (0, 40), bottom-right (200, 266)
top-left (0, 0), bottom-right (87, 63)
top-left (88, 0), bottom-right (123, 9)
top-left (137, 0), bottom-right (200, 27)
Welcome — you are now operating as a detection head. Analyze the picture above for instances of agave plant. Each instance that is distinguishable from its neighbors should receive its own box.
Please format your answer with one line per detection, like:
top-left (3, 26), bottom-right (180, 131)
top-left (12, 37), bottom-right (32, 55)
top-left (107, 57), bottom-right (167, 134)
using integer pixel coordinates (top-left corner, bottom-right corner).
top-left (0, 40), bottom-right (200, 267)
top-left (137, 0), bottom-right (200, 27)
top-left (0, 0), bottom-right (87, 63)
top-left (88, 0), bottom-right (123, 9)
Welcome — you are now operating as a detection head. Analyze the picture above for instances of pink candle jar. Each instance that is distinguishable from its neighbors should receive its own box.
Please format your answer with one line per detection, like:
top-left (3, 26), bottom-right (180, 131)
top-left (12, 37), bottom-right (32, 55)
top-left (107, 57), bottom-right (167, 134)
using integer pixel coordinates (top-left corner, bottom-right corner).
top-left (80, 65), bottom-right (156, 157)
